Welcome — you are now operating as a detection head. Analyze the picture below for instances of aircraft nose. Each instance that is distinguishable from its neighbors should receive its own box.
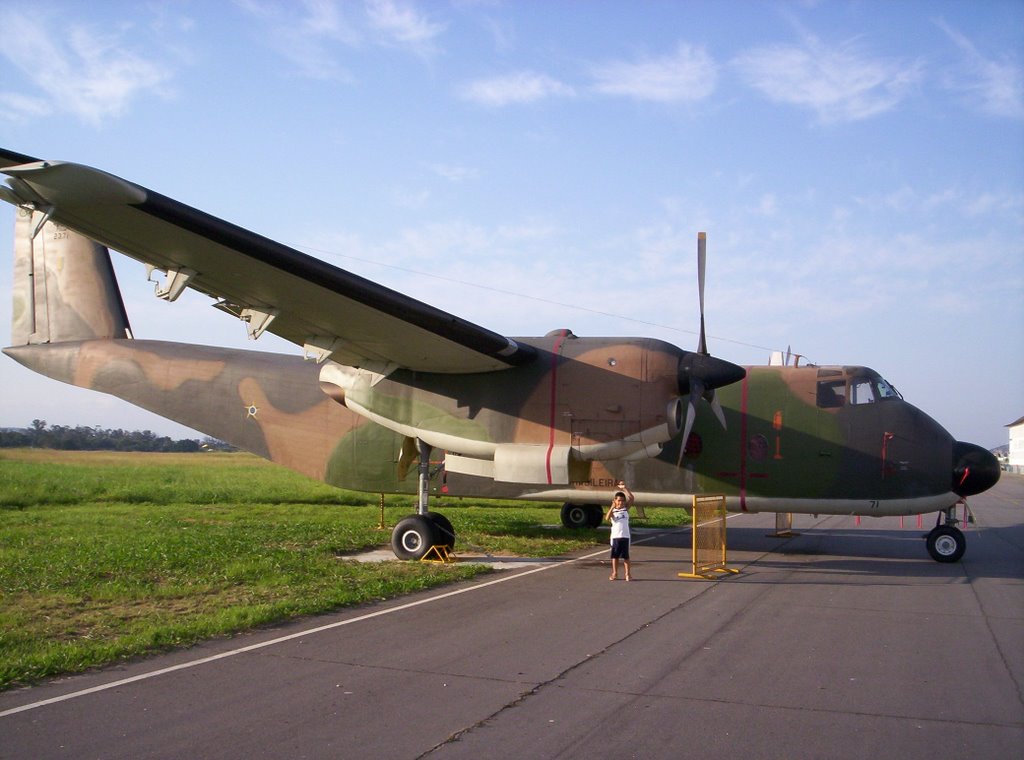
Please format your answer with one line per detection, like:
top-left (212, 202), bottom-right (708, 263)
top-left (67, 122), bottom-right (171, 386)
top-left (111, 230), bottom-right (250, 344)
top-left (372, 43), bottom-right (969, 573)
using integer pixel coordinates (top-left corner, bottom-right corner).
top-left (952, 441), bottom-right (1001, 497)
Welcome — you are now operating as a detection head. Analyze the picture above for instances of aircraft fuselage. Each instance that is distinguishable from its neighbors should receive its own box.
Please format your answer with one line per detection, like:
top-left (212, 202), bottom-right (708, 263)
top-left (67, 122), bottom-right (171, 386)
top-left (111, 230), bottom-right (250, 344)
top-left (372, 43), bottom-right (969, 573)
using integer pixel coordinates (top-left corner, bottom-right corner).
top-left (314, 333), bottom-right (992, 517)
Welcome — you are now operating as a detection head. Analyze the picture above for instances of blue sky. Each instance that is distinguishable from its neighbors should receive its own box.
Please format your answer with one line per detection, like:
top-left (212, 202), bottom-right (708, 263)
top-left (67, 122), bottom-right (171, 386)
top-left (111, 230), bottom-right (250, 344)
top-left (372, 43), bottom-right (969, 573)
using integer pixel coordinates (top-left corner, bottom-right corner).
top-left (0, 0), bottom-right (1021, 450)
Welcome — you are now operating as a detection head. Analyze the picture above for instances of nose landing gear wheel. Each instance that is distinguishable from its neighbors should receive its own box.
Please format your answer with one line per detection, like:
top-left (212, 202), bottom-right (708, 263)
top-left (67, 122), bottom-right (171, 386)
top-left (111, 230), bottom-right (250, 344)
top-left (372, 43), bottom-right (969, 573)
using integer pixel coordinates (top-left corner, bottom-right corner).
top-left (926, 525), bottom-right (965, 563)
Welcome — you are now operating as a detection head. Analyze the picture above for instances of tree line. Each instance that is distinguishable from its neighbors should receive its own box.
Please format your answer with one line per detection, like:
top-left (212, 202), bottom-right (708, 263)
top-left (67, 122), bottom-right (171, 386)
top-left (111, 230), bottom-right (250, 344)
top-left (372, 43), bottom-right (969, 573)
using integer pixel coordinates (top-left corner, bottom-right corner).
top-left (0, 420), bottom-right (235, 452)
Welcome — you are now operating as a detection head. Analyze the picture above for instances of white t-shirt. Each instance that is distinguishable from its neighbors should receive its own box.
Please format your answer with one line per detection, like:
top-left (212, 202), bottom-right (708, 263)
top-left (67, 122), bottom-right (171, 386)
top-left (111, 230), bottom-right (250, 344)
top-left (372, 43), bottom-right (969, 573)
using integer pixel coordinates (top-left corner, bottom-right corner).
top-left (609, 507), bottom-right (630, 541)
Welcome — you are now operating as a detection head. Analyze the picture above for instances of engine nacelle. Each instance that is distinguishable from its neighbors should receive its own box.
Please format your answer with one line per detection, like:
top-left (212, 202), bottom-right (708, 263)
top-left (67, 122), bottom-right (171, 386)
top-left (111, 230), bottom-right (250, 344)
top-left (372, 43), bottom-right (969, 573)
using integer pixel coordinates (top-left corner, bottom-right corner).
top-left (319, 356), bottom-right (687, 486)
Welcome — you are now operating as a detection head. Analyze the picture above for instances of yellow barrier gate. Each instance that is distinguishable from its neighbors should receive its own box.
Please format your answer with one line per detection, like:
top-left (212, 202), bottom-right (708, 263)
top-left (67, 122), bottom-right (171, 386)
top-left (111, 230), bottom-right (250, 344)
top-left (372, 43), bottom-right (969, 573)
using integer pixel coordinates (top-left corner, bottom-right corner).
top-left (678, 494), bottom-right (739, 579)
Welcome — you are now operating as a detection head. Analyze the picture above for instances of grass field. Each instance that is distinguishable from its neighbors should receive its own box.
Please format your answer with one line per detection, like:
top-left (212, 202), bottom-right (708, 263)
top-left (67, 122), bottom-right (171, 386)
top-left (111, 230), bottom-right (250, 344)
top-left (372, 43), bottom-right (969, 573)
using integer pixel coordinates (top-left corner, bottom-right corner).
top-left (0, 449), bottom-right (688, 690)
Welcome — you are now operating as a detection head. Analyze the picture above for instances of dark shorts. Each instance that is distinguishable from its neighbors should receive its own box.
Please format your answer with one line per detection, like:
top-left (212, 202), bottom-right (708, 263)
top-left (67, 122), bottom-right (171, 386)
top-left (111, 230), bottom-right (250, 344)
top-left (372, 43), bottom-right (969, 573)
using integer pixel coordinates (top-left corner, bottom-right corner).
top-left (610, 537), bottom-right (630, 560)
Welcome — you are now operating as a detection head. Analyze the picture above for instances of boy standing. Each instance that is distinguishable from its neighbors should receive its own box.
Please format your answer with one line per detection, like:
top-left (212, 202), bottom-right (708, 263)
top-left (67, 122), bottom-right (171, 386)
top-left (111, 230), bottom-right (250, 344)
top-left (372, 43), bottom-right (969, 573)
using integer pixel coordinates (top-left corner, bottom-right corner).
top-left (605, 481), bottom-right (635, 581)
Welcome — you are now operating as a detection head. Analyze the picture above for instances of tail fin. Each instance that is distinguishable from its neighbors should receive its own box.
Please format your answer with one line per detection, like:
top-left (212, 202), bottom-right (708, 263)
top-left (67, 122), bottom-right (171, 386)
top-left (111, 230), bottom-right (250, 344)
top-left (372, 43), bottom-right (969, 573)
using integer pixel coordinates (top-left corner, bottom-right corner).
top-left (11, 207), bottom-right (131, 345)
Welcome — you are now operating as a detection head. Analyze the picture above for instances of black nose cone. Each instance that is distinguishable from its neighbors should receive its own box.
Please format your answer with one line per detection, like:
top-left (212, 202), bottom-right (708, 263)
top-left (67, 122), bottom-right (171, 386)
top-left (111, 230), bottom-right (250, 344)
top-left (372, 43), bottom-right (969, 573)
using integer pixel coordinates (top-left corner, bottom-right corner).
top-left (952, 441), bottom-right (1001, 497)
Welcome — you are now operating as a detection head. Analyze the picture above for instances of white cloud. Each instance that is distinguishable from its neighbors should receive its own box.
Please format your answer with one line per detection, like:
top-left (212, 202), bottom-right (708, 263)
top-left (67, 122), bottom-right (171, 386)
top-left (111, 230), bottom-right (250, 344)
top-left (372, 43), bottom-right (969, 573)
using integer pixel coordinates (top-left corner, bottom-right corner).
top-left (0, 8), bottom-right (172, 127)
top-left (0, 91), bottom-right (52, 122)
top-left (429, 163), bottom-right (479, 183)
top-left (365, 0), bottom-right (446, 55)
top-left (459, 71), bottom-right (575, 106)
top-left (303, 0), bottom-right (358, 40)
top-left (922, 188), bottom-right (957, 211)
top-left (963, 191), bottom-right (1021, 217)
top-left (852, 185), bottom-right (1023, 221)
top-left (235, 0), bottom-right (359, 81)
top-left (755, 193), bottom-right (778, 216)
top-left (881, 186), bottom-right (916, 212)
top-left (590, 44), bottom-right (718, 103)
top-left (733, 34), bottom-right (922, 123)
top-left (481, 16), bottom-right (516, 55)
top-left (237, 0), bottom-right (445, 74)
top-left (236, 0), bottom-right (357, 41)
top-left (934, 18), bottom-right (1024, 120)
top-left (390, 186), bottom-right (432, 210)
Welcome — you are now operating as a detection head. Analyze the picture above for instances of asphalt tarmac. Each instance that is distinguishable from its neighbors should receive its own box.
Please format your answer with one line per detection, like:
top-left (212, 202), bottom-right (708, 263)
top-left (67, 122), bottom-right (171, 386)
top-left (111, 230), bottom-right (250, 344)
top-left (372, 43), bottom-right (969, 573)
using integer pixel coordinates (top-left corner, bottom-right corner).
top-left (2, 476), bottom-right (1022, 759)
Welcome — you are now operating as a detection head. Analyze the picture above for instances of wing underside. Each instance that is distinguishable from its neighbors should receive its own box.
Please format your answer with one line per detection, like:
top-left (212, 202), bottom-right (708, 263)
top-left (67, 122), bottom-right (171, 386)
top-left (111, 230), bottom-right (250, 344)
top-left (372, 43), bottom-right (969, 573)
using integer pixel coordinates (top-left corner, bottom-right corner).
top-left (0, 150), bottom-right (535, 374)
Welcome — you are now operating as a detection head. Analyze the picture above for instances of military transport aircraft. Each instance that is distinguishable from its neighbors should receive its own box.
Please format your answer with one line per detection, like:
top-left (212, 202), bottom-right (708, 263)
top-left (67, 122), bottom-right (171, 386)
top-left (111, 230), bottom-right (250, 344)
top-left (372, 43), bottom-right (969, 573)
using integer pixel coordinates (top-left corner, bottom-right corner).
top-left (0, 148), bottom-right (1001, 563)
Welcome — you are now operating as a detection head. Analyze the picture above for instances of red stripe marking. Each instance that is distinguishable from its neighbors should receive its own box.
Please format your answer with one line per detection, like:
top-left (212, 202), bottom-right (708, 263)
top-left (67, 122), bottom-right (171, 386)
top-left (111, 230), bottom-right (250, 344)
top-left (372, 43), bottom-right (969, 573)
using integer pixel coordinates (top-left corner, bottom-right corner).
top-left (958, 467), bottom-right (970, 487)
top-left (545, 331), bottom-right (569, 484)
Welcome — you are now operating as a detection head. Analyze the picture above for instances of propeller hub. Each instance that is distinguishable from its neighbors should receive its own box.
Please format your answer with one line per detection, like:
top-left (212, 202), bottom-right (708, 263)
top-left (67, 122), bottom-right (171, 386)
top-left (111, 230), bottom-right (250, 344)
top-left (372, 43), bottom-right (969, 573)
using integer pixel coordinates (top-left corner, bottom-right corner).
top-left (678, 352), bottom-right (746, 396)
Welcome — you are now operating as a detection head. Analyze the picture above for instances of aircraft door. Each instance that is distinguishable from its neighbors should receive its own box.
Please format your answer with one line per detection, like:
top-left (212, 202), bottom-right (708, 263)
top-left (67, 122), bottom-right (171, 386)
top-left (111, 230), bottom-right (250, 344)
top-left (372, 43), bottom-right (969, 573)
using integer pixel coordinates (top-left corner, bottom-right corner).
top-left (562, 339), bottom-right (644, 460)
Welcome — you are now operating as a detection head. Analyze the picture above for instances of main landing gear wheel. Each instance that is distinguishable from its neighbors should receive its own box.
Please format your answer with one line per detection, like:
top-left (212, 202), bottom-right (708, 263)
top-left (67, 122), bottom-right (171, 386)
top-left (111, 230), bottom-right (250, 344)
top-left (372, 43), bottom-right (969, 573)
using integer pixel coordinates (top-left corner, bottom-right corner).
top-left (391, 515), bottom-right (437, 560)
top-left (391, 513), bottom-right (457, 560)
top-left (926, 525), bottom-right (966, 563)
top-left (560, 503), bottom-right (603, 529)
top-left (560, 503), bottom-right (588, 529)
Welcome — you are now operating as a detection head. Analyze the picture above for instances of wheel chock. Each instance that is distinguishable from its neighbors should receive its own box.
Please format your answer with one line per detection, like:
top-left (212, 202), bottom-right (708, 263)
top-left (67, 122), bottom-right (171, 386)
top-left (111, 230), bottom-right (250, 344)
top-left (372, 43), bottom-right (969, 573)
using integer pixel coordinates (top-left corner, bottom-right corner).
top-left (420, 545), bottom-right (455, 563)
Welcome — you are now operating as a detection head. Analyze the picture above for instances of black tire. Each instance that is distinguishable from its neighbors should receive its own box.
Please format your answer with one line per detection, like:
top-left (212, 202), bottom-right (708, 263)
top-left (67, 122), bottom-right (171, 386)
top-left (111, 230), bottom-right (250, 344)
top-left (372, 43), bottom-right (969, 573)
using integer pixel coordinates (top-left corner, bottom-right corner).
top-left (561, 503), bottom-right (590, 529)
top-left (926, 525), bottom-right (966, 563)
top-left (391, 514), bottom-right (438, 560)
top-left (427, 512), bottom-right (456, 551)
top-left (584, 504), bottom-right (604, 528)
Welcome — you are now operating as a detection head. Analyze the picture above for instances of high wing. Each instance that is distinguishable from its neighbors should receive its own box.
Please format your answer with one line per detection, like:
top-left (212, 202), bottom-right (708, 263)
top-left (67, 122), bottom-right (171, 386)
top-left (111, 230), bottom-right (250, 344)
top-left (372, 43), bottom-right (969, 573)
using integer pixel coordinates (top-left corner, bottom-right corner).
top-left (0, 149), bottom-right (536, 374)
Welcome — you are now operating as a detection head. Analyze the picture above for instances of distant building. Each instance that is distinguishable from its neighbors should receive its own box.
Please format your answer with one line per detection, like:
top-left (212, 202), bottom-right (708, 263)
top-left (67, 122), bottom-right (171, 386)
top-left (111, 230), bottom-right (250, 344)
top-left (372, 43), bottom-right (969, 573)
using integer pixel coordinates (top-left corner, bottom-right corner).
top-left (1007, 416), bottom-right (1024, 472)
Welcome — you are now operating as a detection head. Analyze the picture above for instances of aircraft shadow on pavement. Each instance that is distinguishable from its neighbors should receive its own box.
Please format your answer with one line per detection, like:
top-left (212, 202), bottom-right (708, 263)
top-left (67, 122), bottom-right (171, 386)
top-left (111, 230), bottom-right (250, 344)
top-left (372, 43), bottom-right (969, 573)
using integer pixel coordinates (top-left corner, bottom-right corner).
top-left (631, 525), bottom-right (1022, 581)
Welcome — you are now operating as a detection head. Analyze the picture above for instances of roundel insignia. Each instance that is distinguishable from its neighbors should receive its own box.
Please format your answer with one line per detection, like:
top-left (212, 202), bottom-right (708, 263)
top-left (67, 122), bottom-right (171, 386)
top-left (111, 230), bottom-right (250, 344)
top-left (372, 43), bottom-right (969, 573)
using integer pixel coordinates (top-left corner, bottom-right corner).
top-left (684, 432), bottom-right (703, 459)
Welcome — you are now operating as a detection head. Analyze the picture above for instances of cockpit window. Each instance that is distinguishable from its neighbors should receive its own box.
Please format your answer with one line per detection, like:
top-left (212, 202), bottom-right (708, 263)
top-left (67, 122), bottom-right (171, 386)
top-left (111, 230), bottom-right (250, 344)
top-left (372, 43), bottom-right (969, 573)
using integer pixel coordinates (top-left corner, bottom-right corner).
top-left (875, 377), bottom-right (901, 400)
top-left (816, 379), bottom-right (846, 408)
top-left (816, 369), bottom-right (902, 409)
top-left (850, 379), bottom-right (875, 404)
top-left (849, 373), bottom-right (902, 405)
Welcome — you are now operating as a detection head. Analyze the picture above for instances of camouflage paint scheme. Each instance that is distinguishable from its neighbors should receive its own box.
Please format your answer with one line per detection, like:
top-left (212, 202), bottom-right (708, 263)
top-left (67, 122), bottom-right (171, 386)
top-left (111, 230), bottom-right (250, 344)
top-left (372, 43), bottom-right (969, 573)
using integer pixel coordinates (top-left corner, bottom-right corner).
top-left (1, 150), bottom-right (1000, 554)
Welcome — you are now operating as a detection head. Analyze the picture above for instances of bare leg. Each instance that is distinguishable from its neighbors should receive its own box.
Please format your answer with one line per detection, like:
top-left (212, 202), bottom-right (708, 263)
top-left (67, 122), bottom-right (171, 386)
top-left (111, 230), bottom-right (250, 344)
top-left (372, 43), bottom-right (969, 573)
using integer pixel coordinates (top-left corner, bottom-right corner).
top-left (624, 560), bottom-right (632, 581)
top-left (609, 558), bottom-right (618, 580)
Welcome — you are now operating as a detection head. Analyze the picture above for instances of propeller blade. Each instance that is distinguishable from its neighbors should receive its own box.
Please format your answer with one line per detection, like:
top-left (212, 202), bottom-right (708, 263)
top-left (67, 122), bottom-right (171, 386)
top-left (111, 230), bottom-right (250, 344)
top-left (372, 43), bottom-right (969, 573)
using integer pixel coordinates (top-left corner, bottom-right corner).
top-left (676, 379), bottom-right (703, 467)
top-left (674, 231), bottom-right (743, 468)
top-left (697, 232), bottom-right (707, 355)
top-left (708, 390), bottom-right (727, 430)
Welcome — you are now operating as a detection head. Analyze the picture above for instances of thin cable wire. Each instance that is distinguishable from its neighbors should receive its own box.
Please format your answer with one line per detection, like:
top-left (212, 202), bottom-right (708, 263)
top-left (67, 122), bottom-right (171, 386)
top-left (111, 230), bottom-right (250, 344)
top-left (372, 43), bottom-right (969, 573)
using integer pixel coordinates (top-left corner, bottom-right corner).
top-left (298, 244), bottom-right (782, 355)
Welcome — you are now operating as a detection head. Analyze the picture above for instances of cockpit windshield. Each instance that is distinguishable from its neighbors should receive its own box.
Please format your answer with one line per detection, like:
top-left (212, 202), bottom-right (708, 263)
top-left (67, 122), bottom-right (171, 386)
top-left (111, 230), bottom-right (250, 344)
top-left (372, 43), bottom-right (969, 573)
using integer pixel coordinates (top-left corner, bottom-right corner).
top-left (816, 368), bottom-right (902, 408)
top-left (874, 376), bottom-right (901, 400)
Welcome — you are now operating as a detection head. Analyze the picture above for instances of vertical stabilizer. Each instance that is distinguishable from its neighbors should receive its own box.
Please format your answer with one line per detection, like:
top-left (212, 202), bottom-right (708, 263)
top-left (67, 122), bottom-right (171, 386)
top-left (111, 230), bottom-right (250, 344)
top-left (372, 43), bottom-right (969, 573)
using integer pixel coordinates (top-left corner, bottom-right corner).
top-left (11, 207), bottom-right (131, 345)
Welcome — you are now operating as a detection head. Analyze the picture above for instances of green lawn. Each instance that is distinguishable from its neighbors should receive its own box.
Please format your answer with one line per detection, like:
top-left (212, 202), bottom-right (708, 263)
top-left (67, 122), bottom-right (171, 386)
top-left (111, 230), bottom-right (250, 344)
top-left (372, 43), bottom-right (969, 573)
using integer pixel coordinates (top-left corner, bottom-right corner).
top-left (0, 449), bottom-right (687, 689)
